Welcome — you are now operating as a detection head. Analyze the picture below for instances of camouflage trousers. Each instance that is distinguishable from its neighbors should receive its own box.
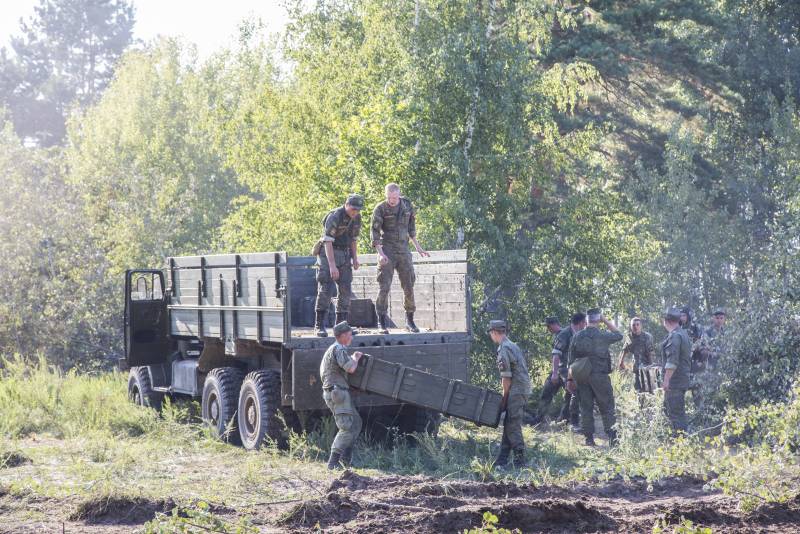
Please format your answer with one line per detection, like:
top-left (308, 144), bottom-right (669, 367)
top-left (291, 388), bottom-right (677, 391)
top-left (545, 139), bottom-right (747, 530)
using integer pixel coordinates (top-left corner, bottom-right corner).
top-left (323, 387), bottom-right (362, 454)
top-left (375, 247), bottom-right (416, 314)
top-left (500, 394), bottom-right (528, 454)
top-left (577, 374), bottom-right (616, 437)
top-left (315, 248), bottom-right (353, 314)
top-left (664, 388), bottom-right (688, 435)
top-left (537, 375), bottom-right (579, 425)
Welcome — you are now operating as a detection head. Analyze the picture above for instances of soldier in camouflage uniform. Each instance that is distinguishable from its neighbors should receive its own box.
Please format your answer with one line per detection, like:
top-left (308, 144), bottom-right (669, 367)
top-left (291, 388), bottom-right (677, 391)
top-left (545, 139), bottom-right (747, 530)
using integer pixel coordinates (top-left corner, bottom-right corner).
top-left (617, 317), bottom-right (655, 392)
top-left (661, 308), bottom-right (693, 434)
top-left (371, 183), bottom-right (429, 334)
top-left (691, 308), bottom-right (727, 411)
top-left (566, 308), bottom-right (623, 446)
top-left (314, 195), bottom-right (364, 337)
top-left (320, 322), bottom-right (364, 469)
top-left (533, 314), bottom-right (585, 428)
top-left (489, 320), bottom-right (532, 468)
top-left (699, 308), bottom-right (726, 370)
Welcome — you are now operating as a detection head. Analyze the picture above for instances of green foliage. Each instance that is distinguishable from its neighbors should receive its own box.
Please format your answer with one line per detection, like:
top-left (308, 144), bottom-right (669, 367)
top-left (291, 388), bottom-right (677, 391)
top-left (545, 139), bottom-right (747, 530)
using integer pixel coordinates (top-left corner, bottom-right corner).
top-left (144, 501), bottom-right (257, 534)
top-left (66, 39), bottom-right (244, 275)
top-left (0, 0), bottom-right (135, 145)
top-left (463, 511), bottom-right (521, 534)
top-left (0, 121), bottom-right (117, 367)
top-left (652, 516), bottom-right (712, 534)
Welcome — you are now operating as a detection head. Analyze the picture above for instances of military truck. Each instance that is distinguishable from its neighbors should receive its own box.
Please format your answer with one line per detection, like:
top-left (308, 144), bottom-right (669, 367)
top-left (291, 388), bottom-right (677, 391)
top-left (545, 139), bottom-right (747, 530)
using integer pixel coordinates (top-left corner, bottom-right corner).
top-left (124, 249), bottom-right (477, 449)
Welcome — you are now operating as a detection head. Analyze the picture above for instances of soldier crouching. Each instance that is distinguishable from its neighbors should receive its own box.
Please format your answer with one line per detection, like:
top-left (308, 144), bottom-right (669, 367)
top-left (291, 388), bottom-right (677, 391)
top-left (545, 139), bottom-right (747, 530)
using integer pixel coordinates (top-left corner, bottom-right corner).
top-left (320, 322), bottom-right (364, 469)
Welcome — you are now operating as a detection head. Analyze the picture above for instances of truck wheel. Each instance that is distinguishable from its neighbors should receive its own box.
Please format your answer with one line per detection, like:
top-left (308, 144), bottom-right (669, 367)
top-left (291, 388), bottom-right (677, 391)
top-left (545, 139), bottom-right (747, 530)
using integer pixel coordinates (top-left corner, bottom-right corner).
top-left (128, 367), bottom-right (163, 410)
top-left (202, 367), bottom-right (244, 444)
top-left (237, 370), bottom-right (286, 450)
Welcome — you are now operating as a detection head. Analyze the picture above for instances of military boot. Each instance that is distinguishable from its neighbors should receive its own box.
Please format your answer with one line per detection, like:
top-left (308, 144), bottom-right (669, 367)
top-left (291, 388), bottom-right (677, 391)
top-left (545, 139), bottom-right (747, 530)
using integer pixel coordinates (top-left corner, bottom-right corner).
top-left (326, 450), bottom-right (342, 470)
top-left (341, 447), bottom-right (353, 468)
top-left (315, 311), bottom-right (328, 337)
top-left (512, 449), bottom-right (527, 468)
top-left (607, 429), bottom-right (618, 447)
top-left (585, 434), bottom-right (596, 447)
top-left (493, 446), bottom-right (510, 469)
top-left (406, 312), bottom-right (419, 333)
top-left (377, 313), bottom-right (389, 334)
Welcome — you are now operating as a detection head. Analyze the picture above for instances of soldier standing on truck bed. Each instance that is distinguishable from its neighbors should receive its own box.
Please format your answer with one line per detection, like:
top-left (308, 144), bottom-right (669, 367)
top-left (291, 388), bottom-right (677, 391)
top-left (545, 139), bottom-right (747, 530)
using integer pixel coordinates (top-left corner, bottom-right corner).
top-left (489, 320), bottom-right (532, 469)
top-left (371, 183), bottom-right (429, 334)
top-left (313, 194), bottom-right (364, 337)
top-left (320, 321), bottom-right (364, 469)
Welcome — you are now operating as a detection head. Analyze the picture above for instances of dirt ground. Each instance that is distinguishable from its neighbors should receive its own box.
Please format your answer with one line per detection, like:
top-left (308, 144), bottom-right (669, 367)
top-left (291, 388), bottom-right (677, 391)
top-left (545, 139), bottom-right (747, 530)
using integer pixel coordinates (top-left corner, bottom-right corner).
top-left (3, 471), bottom-right (800, 533)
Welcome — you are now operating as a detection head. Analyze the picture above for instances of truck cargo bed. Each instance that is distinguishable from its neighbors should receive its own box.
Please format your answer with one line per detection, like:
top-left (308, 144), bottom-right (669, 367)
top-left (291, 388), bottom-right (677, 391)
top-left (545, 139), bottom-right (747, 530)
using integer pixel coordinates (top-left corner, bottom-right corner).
top-left (348, 354), bottom-right (503, 427)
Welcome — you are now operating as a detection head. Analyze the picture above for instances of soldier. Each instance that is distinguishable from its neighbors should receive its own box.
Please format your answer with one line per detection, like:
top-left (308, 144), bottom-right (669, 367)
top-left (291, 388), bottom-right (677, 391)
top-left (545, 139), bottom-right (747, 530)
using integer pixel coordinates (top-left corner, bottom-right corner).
top-left (313, 194), bottom-right (364, 337)
top-left (680, 306), bottom-right (703, 346)
top-left (699, 308), bottom-right (727, 369)
top-left (566, 308), bottom-right (623, 446)
top-left (617, 317), bottom-right (655, 392)
top-left (533, 314), bottom-right (584, 428)
top-left (320, 321), bottom-right (364, 469)
top-left (371, 183), bottom-right (429, 334)
top-left (489, 320), bottom-right (532, 468)
top-left (661, 308), bottom-right (692, 434)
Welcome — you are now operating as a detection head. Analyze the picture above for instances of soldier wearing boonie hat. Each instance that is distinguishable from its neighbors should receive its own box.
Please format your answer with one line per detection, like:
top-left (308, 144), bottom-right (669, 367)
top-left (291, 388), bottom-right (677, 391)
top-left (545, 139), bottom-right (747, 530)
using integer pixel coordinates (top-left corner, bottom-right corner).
top-left (488, 320), bottom-right (532, 468)
top-left (313, 194), bottom-right (364, 337)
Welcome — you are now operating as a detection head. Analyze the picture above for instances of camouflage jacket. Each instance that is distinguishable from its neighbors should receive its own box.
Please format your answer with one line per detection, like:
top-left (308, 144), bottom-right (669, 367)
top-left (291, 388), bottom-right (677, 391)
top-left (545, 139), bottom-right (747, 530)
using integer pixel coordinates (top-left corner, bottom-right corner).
top-left (497, 338), bottom-right (532, 396)
top-left (662, 328), bottom-right (692, 390)
top-left (319, 342), bottom-right (357, 389)
top-left (321, 206), bottom-right (361, 250)
top-left (568, 326), bottom-right (624, 375)
top-left (551, 327), bottom-right (574, 376)
top-left (371, 197), bottom-right (416, 249)
top-left (622, 331), bottom-right (655, 368)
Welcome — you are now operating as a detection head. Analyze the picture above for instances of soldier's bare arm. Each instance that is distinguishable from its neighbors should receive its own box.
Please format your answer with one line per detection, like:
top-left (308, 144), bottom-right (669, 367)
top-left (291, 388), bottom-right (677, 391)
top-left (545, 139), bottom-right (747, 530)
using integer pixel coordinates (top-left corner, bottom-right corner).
top-left (408, 203), bottom-right (429, 257)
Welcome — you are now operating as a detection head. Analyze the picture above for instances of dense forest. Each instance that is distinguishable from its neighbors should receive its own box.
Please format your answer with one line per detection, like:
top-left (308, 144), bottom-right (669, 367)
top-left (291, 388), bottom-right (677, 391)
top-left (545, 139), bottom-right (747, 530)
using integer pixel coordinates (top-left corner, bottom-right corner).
top-left (2, 0), bottom-right (799, 419)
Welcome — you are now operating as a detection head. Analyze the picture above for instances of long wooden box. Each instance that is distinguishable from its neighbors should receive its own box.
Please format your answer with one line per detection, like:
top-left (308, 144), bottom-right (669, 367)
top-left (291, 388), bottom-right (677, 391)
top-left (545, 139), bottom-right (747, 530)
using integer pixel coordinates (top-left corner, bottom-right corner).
top-left (348, 354), bottom-right (503, 427)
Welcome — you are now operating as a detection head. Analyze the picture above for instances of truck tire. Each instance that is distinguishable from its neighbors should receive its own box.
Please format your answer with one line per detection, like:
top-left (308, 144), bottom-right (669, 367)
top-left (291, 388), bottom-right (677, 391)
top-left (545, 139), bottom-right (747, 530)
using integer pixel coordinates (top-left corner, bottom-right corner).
top-left (237, 370), bottom-right (286, 450)
top-left (202, 367), bottom-right (244, 445)
top-left (128, 367), bottom-right (163, 410)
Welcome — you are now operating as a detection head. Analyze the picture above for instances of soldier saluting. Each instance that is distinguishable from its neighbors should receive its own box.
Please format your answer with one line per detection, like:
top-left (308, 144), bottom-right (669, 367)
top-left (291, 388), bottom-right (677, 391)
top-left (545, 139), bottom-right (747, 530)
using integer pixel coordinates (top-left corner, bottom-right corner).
top-left (566, 308), bottom-right (623, 446)
top-left (371, 183), bottom-right (429, 333)
top-left (488, 320), bottom-right (532, 468)
top-left (313, 194), bottom-right (364, 337)
top-left (320, 321), bottom-right (363, 469)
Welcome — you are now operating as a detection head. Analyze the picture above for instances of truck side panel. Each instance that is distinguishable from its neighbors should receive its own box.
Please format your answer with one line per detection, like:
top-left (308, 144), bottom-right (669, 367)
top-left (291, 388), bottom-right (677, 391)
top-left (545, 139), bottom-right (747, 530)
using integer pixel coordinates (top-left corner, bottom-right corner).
top-left (167, 252), bottom-right (288, 344)
top-left (291, 341), bottom-right (470, 411)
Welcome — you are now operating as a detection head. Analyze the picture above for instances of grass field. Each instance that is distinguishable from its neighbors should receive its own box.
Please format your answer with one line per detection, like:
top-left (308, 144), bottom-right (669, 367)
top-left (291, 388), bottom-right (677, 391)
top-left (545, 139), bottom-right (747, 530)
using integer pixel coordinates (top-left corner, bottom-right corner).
top-left (1, 355), bottom-right (799, 533)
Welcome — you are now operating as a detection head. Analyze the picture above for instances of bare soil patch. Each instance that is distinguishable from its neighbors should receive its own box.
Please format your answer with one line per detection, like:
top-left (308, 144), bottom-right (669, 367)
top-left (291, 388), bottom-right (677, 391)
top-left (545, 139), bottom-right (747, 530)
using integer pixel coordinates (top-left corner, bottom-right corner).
top-left (278, 471), bottom-right (800, 533)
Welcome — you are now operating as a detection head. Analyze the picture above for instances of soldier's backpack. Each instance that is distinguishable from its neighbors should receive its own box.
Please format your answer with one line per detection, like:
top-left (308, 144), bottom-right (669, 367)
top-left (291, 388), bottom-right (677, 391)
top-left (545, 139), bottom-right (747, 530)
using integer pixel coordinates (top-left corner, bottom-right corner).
top-left (569, 330), bottom-right (596, 383)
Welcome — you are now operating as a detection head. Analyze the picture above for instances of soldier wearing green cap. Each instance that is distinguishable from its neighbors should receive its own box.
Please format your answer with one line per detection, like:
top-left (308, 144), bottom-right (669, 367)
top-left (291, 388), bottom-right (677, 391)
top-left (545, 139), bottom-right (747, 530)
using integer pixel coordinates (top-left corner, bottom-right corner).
top-left (700, 308), bottom-right (727, 368)
top-left (566, 308), bottom-right (623, 446)
top-left (488, 320), bottom-right (532, 468)
top-left (313, 194), bottom-right (364, 337)
top-left (661, 308), bottom-right (692, 434)
top-left (320, 321), bottom-right (364, 469)
top-left (371, 183), bottom-right (429, 334)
